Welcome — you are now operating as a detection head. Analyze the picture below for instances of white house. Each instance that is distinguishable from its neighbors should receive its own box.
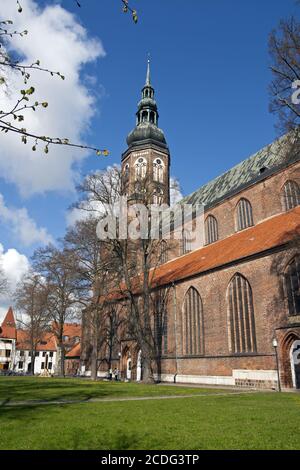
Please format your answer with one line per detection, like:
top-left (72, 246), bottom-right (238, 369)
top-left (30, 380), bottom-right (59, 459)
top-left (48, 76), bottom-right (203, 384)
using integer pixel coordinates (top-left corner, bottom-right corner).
top-left (0, 307), bottom-right (81, 375)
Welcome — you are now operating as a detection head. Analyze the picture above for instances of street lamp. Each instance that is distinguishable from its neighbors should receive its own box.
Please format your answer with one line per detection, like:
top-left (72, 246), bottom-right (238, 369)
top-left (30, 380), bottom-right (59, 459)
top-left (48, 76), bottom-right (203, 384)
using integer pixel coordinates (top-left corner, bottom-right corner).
top-left (273, 338), bottom-right (281, 392)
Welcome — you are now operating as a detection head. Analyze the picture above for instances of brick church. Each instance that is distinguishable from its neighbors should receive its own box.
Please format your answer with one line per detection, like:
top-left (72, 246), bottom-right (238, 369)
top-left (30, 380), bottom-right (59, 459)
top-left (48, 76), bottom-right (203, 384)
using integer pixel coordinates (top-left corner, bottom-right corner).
top-left (82, 61), bottom-right (300, 390)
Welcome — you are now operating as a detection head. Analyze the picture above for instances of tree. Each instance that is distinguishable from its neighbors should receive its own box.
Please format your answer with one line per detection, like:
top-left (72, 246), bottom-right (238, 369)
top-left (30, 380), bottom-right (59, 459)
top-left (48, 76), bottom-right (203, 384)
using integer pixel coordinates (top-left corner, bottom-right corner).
top-left (64, 217), bottom-right (118, 380)
top-left (0, 0), bottom-right (139, 154)
top-left (79, 166), bottom-right (174, 383)
top-left (104, 303), bottom-right (124, 374)
top-left (14, 270), bottom-right (50, 375)
top-left (269, 16), bottom-right (300, 135)
top-left (0, 2), bottom-right (109, 156)
top-left (32, 245), bottom-right (82, 376)
top-left (73, 0), bottom-right (138, 23)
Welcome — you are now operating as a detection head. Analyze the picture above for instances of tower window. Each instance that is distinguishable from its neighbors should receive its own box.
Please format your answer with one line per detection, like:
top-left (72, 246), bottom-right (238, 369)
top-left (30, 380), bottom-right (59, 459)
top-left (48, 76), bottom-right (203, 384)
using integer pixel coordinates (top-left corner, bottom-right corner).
top-left (124, 163), bottom-right (129, 181)
top-left (135, 157), bottom-right (147, 180)
top-left (282, 180), bottom-right (300, 211)
top-left (227, 273), bottom-right (257, 354)
top-left (153, 158), bottom-right (164, 183)
top-left (284, 256), bottom-right (300, 316)
top-left (205, 215), bottom-right (218, 245)
top-left (153, 187), bottom-right (164, 205)
top-left (236, 198), bottom-right (254, 231)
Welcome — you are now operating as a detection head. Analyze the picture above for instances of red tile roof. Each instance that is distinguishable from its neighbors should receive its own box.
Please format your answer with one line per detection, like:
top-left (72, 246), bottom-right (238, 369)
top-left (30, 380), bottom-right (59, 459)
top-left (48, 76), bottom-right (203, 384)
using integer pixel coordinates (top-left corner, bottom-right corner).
top-left (106, 207), bottom-right (300, 301)
top-left (151, 207), bottom-right (300, 287)
top-left (16, 330), bottom-right (57, 351)
top-left (63, 323), bottom-right (81, 339)
top-left (0, 307), bottom-right (17, 339)
top-left (51, 322), bottom-right (81, 336)
top-left (65, 342), bottom-right (81, 358)
top-left (0, 308), bottom-right (81, 351)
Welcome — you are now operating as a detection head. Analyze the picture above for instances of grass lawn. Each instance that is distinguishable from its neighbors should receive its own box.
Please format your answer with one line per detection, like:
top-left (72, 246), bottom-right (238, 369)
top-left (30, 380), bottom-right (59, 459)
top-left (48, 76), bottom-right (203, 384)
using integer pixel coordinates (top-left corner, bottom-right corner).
top-left (0, 376), bottom-right (216, 402)
top-left (0, 377), bottom-right (300, 450)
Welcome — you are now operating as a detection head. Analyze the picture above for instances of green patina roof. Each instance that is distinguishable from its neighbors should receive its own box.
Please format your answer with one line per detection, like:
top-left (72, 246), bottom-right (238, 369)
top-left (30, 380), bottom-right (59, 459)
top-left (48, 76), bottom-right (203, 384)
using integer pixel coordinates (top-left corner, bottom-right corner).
top-left (181, 134), bottom-right (300, 209)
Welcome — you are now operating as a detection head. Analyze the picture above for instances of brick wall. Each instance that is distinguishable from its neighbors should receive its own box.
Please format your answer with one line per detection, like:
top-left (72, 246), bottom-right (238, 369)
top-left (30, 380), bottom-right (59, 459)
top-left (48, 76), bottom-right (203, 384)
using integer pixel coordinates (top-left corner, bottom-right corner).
top-left (81, 160), bottom-right (300, 389)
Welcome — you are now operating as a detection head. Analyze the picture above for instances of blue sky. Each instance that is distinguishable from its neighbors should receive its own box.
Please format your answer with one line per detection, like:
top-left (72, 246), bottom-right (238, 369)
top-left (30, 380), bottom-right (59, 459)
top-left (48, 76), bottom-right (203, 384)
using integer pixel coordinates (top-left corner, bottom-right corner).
top-left (0, 0), bottom-right (298, 311)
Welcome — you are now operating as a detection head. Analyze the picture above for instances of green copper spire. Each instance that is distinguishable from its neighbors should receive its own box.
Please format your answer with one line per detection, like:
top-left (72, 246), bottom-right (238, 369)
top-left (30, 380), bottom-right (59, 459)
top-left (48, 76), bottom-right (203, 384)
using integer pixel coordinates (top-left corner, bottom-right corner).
top-left (146, 56), bottom-right (151, 86)
top-left (126, 60), bottom-right (168, 150)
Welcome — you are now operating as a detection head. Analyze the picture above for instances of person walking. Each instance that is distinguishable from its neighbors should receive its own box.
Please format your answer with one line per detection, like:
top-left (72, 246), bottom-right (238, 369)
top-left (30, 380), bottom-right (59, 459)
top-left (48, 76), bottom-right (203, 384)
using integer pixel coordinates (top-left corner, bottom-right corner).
top-left (113, 367), bottom-right (119, 381)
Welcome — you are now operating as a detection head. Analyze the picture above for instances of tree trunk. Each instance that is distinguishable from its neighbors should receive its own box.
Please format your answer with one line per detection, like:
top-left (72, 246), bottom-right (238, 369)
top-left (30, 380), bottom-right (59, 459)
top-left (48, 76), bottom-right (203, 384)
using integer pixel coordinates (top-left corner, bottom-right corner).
top-left (141, 354), bottom-right (154, 383)
top-left (31, 349), bottom-right (35, 376)
top-left (56, 344), bottom-right (65, 377)
top-left (90, 338), bottom-right (98, 381)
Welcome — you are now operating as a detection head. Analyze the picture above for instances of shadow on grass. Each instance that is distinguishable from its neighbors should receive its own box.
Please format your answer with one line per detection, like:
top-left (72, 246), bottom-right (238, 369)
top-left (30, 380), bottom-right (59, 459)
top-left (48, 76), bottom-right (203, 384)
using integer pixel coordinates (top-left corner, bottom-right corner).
top-left (0, 377), bottom-right (214, 403)
top-left (0, 377), bottom-right (133, 403)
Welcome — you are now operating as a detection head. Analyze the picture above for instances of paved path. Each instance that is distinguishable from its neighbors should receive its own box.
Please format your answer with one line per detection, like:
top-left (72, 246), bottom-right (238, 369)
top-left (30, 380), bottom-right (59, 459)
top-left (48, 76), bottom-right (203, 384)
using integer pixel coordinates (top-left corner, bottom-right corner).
top-left (0, 390), bottom-right (260, 408)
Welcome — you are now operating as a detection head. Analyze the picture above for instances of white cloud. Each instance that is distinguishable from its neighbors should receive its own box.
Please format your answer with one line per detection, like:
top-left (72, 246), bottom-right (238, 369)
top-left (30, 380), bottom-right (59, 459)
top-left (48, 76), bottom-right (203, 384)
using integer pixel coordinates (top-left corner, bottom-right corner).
top-left (0, 244), bottom-right (30, 322)
top-left (0, 244), bottom-right (30, 286)
top-left (0, 193), bottom-right (53, 246)
top-left (170, 177), bottom-right (183, 205)
top-left (0, 0), bottom-right (105, 197)
top-left (66, 200), bottom-right (104, 226)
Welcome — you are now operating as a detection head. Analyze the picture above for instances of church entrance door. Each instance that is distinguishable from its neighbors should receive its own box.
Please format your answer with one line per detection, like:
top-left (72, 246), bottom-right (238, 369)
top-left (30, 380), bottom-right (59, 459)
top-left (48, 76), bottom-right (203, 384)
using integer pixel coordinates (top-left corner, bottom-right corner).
top-left (126, 358), bottom-right (132, 380)
top-left (290, 341), bottom-right (300, 389)
top-left (136, 350), bottom-right (142, 381)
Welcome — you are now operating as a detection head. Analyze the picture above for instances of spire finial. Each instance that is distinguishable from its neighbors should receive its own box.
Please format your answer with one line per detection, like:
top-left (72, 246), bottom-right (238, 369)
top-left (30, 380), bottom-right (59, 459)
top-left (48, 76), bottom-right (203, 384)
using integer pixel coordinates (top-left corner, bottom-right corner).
top-left (146, 53), bottom-right (151, 86)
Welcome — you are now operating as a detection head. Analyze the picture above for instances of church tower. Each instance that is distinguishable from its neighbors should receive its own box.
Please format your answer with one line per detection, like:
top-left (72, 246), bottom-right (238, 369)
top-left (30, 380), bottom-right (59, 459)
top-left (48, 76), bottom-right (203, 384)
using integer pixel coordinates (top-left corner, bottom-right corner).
top-left (121, 60), bottom-right (170, 205)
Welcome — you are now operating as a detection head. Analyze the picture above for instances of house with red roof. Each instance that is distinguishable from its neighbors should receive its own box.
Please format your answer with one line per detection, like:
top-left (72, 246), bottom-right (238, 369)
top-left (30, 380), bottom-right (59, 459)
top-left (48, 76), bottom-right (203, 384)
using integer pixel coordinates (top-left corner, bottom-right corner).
top-left (0, 307), bottom-right (81, 375)
top-left (0, 307), bottom-right (17, 371)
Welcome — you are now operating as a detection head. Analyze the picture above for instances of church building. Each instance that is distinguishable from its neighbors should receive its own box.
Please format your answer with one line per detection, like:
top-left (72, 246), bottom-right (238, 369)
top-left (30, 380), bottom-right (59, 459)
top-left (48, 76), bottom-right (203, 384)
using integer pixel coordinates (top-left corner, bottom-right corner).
top-left (82, 61), bottom-right (300, 390)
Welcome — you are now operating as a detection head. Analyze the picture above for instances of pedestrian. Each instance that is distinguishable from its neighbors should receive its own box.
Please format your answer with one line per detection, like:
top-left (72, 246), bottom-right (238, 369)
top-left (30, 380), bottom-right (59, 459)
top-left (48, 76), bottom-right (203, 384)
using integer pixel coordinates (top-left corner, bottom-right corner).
top-left (109, 367), bottom-right (113, 381)
top-left (113, 367), bottom-right (119, 381)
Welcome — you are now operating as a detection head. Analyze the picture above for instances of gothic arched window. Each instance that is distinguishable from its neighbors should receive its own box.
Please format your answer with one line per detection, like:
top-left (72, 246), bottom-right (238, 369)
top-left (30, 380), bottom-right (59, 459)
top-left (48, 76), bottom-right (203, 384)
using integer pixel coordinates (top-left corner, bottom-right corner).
top-left (153, 187), bottom-right (164, 205)
top-left (282, 180), bottom-right (300, 211)
top-left (154, 290), bottom-right (168, 355)
top-left (182, 229), bottom-right (192, 254)
top-left (124, 163), bottom-right (129, 181)
top-left (153, 158), bottom-right (164, 183)
top-left (236, 198), bottom-right (254, 231)
top-left (135, 157), bottom-right (147, 180)
top-left (159, 240), bottom-right (168, 264)
top-left (284, 256), bottom-right (300, 316)
top-left (205, 215), bottom-right (218, 245)
top-left (227, 273), bottom-right (257, 354)
top-left (182, 287), bottom-right (204, 355)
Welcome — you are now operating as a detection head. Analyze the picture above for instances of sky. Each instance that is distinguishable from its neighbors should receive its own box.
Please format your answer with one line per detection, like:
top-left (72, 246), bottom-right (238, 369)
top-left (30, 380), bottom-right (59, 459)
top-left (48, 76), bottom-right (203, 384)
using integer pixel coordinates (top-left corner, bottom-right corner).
top-left (0, 0), bottom-right (298, 319)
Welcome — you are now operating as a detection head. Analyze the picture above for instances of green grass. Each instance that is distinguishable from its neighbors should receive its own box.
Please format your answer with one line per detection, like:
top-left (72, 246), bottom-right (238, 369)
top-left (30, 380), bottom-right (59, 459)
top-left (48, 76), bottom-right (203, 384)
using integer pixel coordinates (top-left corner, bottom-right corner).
top-left (0, 376), bottom-right (216, 402)
top-left (0, 377), bottom-right (300, 450)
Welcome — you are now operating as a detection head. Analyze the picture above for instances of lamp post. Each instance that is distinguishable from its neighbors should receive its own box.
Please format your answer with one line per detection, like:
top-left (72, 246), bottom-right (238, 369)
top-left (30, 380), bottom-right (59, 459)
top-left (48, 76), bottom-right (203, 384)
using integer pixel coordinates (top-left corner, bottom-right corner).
top-left (273, 338), bottom-right (281, 392)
